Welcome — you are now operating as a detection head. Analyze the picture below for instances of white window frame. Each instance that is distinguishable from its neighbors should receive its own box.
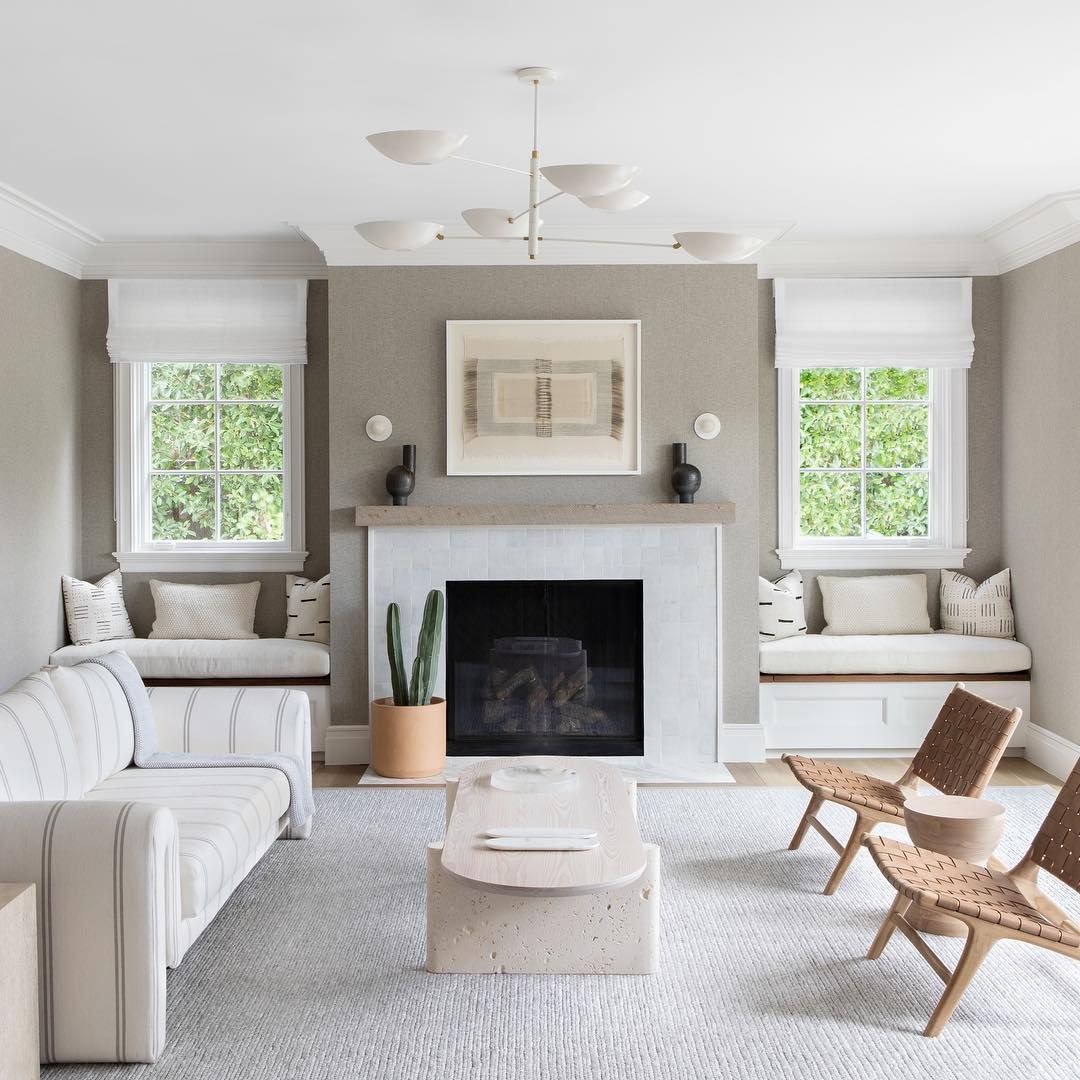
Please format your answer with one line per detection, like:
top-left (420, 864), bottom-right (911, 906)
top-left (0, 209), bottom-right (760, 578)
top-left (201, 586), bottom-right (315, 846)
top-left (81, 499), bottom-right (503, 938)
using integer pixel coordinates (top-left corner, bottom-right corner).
top-left (776, 366), bottom-right (969, 570)
top-left (113, 362), bottom-right (307, 572)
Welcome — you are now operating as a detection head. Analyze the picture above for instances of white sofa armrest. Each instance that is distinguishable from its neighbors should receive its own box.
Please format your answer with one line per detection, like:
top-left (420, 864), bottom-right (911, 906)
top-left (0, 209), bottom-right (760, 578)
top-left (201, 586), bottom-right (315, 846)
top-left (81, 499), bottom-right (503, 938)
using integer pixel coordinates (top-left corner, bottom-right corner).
top-left (0, 800), bottom-right (179, 1064)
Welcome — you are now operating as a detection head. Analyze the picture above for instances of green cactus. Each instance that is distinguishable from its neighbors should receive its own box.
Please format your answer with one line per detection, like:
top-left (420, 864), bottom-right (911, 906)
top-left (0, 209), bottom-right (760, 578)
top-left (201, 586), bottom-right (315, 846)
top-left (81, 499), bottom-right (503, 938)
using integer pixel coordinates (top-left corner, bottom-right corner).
top-left (385, 588), bottom-right (445, 706)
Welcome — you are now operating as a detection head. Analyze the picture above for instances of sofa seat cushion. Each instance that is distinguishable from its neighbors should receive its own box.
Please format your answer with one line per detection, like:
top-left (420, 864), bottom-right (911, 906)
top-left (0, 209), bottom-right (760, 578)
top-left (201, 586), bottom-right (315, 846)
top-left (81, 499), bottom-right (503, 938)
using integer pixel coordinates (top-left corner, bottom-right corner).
top-left (759, 633), bottom-right (1032, 676)
top-left (50, 638), bottom-right (330, 680)
top-left (85, 766), bottom-right (290, 918)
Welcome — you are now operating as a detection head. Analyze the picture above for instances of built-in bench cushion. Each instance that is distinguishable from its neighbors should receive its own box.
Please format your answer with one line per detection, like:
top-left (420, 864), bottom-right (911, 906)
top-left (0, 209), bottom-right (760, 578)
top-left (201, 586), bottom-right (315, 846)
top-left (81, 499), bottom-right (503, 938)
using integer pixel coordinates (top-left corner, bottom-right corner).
top-left (50, 638), bottom-right (330, 680)
top-left (85, 766), bottom-right (290, 918)
top-left (759, 633), bottom-right (1032, 676)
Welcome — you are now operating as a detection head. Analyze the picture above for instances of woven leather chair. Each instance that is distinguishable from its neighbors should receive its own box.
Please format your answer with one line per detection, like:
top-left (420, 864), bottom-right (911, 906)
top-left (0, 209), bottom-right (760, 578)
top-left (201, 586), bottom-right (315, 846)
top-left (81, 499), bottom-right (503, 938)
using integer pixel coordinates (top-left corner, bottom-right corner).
top-left (864, 755), bottom-right (1080, 1036)
top-left (784, 684), bottom-right (1022, 894)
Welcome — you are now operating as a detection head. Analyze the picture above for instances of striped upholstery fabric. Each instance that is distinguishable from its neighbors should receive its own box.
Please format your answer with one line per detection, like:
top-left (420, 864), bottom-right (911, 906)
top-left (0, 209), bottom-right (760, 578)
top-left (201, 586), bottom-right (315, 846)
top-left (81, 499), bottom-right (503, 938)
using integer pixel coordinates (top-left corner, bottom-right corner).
top-left (0, 671), bottom-right (84, 801)
top-left (0, 799), bottom-right (177, 1064)
top-left (86, 767), bottom-right (289, 919)
top-left (49, 662), bottom-right (136, 789)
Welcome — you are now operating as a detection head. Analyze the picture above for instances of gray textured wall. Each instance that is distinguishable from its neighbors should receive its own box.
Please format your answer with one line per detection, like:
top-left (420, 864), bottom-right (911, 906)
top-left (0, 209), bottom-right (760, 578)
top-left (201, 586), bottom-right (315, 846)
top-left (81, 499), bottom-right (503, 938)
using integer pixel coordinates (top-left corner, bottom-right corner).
top-left (79, 280), bottom-right (330, 637)
top-left (1001, 247), bottom-right (1080, 744)
top-left (758, 276), bottom-right (1004, 630)
top-left (329, 265), bottom-right (760, 729)
top-left (0, 248), bottom-right (83, 690)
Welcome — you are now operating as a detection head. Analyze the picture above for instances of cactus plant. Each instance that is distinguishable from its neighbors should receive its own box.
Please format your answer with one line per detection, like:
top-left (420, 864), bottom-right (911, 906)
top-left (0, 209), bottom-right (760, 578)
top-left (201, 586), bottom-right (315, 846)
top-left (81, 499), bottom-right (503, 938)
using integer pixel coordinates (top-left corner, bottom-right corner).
top-left (386, 588), bottom-right (445, 706)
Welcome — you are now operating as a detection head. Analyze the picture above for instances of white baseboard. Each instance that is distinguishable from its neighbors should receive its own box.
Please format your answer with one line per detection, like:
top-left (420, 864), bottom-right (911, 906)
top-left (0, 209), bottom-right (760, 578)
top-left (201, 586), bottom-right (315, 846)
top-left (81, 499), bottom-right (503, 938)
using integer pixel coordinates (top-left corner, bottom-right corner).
top-left (718, 723), bottom-right (766, 763)
top-left (324, 724), bottom-right (371, 766)
top-left (1024, 723), bottom-right (1080, 781)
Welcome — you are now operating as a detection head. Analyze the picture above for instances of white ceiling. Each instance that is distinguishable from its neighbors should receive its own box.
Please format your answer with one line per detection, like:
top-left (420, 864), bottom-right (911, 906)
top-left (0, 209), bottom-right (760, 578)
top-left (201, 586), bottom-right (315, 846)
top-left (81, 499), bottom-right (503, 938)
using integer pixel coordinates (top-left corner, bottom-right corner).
top-left (3, 1), bottom-right (1080, 263)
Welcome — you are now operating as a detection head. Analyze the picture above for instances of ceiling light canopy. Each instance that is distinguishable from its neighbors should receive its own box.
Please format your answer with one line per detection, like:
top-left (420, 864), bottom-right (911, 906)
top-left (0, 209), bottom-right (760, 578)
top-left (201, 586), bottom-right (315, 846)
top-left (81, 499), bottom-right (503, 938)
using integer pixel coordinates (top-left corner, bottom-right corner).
top-left (673, 232), bottom-right (767, 263)
top-left (580, 188), bottom-right (650, 212)
top-left (539, 163), bottom-right (639, 199)
top-left (355, 220), bottom-right (444, 251)
top-left (366, 130), bottom-right (467, 165)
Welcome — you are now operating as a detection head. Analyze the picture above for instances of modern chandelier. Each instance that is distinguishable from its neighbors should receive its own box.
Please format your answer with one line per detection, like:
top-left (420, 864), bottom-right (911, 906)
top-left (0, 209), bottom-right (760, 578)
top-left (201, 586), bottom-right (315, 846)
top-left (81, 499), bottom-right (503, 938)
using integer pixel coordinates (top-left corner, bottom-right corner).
top-left (357, 67), bottom-right (768, 263)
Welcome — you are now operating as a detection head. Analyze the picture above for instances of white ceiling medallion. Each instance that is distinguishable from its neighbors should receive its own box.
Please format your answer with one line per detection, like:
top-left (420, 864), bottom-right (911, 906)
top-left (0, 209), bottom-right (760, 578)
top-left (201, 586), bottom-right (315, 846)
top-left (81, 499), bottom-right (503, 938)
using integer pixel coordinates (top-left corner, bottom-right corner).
top-left (358, 67), bottom-right (770, 264)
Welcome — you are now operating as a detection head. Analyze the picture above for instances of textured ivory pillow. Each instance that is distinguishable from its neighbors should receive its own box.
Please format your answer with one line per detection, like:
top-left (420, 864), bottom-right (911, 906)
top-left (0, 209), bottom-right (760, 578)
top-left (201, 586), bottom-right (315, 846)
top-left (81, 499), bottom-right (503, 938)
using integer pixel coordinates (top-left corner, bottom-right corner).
top-left (759, 570), bottom-right (807, 642)
top-left (819, 574), bottom-right (932, 636)
top-left (285, 574), bottom-right (330, 644)
top-left (61, 570), bottom-right (135, 645)
top-left (940, 568), bottom-right (1015, 638)
top-left (149, 580), bottom-right (260, 639)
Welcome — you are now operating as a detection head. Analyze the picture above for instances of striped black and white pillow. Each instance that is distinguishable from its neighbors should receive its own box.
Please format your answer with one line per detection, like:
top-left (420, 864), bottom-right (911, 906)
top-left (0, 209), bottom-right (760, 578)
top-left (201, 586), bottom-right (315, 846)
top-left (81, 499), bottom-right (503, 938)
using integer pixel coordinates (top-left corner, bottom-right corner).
top-left (62, 570), bottom-right (135, 646)
top-left (940, 568), bottom-right (1015, 638)
top-left (285, 574), bottom-right (330, 644)
top-left (759, 570), bottom-right (807, 642)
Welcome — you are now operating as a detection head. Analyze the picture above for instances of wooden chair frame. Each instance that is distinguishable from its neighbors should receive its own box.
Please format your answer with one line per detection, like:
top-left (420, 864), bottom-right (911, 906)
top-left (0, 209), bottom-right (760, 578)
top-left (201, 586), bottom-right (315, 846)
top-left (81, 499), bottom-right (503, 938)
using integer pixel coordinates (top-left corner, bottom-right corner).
top-left (785, 684), bottom-right (1023, 895)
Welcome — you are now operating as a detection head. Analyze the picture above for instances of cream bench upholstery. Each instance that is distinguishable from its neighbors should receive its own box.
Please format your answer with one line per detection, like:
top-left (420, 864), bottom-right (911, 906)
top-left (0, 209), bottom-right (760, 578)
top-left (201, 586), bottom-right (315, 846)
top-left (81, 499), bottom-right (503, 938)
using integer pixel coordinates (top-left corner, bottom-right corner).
top-left (50, 639), bottom-right (331, 754)
top-left (759, 633), bottom-right (1031, 755)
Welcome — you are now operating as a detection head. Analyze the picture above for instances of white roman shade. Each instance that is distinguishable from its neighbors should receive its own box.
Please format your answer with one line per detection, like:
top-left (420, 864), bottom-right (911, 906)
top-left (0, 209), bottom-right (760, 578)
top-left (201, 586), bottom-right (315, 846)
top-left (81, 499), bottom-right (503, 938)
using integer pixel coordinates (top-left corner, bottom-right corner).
top-left (774, 277), bottom-right (973, 368)
top-left (107, 279), bottom-right (308, 364)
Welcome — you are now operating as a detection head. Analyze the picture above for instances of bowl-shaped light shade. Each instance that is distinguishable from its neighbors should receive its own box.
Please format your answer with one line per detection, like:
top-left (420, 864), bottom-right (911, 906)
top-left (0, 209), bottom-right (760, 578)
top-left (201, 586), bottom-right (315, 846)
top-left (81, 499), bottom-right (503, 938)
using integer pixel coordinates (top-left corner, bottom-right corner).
top-left (579, 188), bottom-right (650, 211)
top-left (366, 130), bottom-right (467, 165)
top-left (355, 221), bottom-right (443, 251)
top-left (461, 208), bottom-right (541, 238)
top-left (540, 163), bottom-right (639, 198)
top-left (674, 232), bottom-right (766, 263)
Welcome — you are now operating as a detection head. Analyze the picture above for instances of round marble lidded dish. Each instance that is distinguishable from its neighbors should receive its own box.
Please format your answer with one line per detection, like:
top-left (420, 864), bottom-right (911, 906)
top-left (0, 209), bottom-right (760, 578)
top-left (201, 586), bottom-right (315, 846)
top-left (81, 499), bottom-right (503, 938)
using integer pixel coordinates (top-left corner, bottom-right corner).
top-left (490, 763), bottom-right (579, 794)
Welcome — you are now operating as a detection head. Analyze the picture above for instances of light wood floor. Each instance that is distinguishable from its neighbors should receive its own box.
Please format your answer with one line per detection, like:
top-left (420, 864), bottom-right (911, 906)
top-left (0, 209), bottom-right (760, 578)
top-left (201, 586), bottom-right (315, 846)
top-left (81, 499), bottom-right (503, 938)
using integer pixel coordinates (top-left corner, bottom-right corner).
top-left (314, 757), bottom-right (1061, 789)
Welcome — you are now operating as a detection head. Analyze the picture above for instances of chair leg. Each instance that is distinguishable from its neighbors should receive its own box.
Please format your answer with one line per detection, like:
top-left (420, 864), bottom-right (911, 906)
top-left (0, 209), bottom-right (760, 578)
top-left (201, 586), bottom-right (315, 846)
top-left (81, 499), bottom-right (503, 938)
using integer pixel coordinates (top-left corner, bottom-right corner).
top-left (788, 793), bottom-right (824, 850)
top-left (823, 814), bottom-right (874, 896)
top-left (923, 927), bottom-right (995, 1037)
top-left (867, 894), bottom-right (911, 959)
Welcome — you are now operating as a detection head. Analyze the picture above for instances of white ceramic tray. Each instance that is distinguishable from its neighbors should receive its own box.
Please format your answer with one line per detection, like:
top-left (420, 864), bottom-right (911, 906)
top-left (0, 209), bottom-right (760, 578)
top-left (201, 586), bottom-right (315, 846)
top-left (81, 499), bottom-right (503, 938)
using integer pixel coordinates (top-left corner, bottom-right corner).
top-left (489, 764), bottom-right (579, 794)
top-left (484, 836), bottom-right (600, 852)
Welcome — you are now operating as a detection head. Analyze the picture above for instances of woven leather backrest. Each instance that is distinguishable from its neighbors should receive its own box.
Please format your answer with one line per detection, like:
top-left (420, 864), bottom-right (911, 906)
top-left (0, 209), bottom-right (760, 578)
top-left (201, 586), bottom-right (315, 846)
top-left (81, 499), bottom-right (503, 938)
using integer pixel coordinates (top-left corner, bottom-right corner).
top-left (911, 685), bottom-right (1020, 797)
top-left (1030, 756), bottom-right (1080, 892)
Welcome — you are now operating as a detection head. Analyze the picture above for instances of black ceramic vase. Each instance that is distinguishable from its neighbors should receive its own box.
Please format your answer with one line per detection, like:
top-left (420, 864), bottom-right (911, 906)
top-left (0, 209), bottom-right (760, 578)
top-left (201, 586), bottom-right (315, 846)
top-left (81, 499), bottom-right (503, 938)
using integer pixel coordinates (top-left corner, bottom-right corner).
top-left (386, 444), bottom-right (416, 506)
top-left (671, 442), bottom-right (702, 504)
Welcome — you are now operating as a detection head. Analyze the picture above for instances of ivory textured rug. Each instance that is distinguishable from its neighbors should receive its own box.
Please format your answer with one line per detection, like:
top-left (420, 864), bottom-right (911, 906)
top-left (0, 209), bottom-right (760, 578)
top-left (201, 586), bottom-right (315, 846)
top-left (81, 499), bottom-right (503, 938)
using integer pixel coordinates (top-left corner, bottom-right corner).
top-left (46, 786), bottom-right (1078, 1079)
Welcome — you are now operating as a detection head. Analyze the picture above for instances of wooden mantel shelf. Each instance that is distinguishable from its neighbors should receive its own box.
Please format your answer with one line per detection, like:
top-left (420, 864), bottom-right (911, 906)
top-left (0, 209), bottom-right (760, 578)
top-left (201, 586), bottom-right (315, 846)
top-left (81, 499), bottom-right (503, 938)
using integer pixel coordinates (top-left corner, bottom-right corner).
top-left (354, 502), bottom-right (735, 528)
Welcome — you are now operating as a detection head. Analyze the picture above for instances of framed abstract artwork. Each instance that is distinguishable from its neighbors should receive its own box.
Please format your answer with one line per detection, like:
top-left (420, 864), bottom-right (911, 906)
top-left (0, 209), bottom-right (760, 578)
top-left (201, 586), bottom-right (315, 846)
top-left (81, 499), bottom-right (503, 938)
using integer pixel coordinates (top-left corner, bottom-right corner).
top-left (446, 320), bottom-right (641, 475)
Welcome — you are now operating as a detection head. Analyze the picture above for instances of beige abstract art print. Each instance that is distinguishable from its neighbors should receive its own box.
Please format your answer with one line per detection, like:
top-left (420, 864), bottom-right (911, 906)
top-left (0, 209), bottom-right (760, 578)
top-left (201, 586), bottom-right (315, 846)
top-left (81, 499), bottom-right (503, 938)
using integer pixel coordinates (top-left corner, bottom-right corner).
top-left (446, 320), bottom-right (641, 475)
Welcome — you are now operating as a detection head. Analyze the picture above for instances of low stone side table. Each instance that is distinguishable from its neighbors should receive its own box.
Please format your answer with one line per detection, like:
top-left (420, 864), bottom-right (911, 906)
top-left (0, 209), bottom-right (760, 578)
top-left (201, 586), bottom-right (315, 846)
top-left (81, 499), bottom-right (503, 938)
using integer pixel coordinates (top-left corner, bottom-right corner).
top-left (903, 794), bottom-right (1006, 937)
top-left (0, 883), bottom-right (39, 1079)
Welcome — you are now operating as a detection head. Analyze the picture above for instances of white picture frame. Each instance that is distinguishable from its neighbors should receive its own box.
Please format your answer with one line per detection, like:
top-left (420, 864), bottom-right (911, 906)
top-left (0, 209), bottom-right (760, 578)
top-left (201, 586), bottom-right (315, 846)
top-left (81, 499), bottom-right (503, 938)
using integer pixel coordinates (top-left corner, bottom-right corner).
top-left (446, 319), bottom-right (641, 476)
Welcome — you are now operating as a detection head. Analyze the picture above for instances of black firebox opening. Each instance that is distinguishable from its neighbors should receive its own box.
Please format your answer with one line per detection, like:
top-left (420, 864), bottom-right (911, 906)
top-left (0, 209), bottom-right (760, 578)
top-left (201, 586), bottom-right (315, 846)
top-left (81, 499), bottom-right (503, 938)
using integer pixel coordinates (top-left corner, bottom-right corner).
top-left (445, 579), bottom-right (644, 757)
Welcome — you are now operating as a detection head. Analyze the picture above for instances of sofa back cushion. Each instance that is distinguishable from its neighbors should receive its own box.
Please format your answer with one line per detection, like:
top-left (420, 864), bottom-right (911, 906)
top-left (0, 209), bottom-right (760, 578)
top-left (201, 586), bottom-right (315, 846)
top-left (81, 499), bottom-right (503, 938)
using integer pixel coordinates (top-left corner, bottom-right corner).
top-left (49, 662), bottom-right (135, 789)
top-left (0, 671), bottom-right (85, 801)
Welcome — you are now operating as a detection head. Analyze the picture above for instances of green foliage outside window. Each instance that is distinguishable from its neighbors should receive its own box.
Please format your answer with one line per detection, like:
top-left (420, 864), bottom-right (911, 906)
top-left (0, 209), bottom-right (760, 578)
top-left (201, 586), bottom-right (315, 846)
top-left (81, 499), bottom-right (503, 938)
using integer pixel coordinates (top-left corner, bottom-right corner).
top-left (149, 364), bottom-right (285, 542)
top-left (798, 367), bottom-right (930, 539)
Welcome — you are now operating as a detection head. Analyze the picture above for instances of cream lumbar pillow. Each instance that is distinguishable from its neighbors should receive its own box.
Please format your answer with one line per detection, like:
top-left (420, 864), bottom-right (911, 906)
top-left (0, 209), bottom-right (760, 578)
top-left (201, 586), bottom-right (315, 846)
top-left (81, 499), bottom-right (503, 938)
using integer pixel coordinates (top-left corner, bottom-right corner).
top-left (149, 580), bottom-right (260, 640)
top-left (61, 570), bottom-right (135, 645)
top-left (285, 574), bottom-right (330, 644)
top-left (819, 574), bottom-right (932, 636)
top-left (940, 568), bottom-right (1015, 638)
top-left (759, 570), bottom-right (807, 642)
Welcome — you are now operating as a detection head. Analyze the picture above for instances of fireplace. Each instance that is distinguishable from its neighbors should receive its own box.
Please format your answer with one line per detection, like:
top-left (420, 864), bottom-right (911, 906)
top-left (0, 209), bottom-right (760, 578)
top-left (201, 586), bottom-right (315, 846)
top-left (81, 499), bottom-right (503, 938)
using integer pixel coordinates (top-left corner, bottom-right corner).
top-left (445, 579), bottom-right (644, 756)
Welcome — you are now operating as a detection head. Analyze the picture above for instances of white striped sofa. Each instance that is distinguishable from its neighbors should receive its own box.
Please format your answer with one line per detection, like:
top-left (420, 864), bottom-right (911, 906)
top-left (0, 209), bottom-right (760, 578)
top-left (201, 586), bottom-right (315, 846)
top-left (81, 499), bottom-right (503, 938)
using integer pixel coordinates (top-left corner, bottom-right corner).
top-left (0, 666), bottom-right (312, 1064)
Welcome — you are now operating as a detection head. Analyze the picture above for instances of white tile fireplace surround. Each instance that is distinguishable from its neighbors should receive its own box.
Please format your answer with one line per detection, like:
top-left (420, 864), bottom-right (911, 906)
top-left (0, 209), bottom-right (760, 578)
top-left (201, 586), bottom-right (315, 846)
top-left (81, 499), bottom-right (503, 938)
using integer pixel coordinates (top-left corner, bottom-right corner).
top-left (367, 524), bottom-right (723, 766)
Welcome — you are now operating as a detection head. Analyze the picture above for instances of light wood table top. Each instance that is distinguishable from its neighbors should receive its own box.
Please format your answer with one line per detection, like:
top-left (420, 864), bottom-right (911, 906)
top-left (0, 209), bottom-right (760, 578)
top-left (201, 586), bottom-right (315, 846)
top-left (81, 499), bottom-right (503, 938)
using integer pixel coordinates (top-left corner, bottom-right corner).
top-left (441, 757), bottom-right (647, 897)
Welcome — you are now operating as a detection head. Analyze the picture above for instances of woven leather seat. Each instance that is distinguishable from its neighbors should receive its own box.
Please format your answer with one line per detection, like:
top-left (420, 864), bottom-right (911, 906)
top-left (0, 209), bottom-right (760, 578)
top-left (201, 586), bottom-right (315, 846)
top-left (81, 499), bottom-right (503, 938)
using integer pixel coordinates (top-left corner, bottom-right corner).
top-left (785, 757), bottom-right (905, 817)
top-left (867, 835), bottom-right (1080, 948)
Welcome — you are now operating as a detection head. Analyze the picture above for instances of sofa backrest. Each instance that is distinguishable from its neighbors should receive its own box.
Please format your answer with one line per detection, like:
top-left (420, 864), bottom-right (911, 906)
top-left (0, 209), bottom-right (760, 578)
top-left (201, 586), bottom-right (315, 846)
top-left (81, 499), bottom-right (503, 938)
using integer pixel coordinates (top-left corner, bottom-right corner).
top-left (48, 662), bottom-right (135, 790)
top-left (0, 671), bottom-right (85, 801)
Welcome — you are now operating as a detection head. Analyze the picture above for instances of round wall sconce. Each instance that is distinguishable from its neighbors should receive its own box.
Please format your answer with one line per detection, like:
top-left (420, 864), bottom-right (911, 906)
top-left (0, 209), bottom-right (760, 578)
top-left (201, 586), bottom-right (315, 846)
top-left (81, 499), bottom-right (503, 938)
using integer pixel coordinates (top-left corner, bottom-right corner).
top-left (366, 415), bottom-right (393, 442)
top-left (694, 413), bottom-right (721, 440)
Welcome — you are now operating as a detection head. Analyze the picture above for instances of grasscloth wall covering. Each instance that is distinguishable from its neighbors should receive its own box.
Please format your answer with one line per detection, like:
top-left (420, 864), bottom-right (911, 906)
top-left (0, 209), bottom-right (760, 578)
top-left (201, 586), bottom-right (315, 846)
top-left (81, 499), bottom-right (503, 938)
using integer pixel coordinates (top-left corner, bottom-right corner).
top-left (758, 277), bottom-right (1004, 632)
top-left (330, 265), bottom-right (759, 730)
top-left (79, 281), bottom-right (330, 638)
top-left (0, 247), bottom-right (83, 691)
top-left (1001, 245), bottom-right (1080, 745)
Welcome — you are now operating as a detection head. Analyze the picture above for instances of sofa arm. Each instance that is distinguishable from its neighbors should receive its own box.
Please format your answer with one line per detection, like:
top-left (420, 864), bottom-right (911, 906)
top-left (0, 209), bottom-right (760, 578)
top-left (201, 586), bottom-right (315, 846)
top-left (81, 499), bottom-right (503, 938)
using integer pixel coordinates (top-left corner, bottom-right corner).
top-left (0, 800), bottom-right (178, 1064)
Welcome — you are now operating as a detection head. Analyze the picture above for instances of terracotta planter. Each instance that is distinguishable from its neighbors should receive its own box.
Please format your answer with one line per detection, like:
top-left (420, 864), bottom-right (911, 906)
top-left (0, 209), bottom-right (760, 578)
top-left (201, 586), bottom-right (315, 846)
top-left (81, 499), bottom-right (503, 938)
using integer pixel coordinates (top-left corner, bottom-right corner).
top-left (370, 697), bottom-right (446, 778)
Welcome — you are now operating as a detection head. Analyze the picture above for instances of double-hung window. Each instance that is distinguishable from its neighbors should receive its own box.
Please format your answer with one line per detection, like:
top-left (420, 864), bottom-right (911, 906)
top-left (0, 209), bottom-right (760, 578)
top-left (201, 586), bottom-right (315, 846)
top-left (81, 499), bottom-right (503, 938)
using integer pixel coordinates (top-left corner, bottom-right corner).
top-left (109, 279), bottom-right (308, 572)
top-left (775, 278), bottom-right (973, 570)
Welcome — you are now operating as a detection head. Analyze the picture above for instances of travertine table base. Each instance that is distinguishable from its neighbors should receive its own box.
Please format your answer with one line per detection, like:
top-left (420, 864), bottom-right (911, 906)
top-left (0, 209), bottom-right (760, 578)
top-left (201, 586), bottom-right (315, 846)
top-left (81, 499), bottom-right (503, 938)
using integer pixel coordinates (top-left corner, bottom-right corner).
top-left (0, 883), bottom-right (39, 1079)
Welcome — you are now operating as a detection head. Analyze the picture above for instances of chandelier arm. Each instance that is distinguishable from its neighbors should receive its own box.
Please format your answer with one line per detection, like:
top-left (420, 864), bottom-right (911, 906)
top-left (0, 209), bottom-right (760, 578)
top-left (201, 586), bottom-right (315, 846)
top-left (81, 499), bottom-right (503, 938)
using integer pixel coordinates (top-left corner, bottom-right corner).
top-left (541, 237), bottom-right (682, 250)
top-left (509, 190), bottom-right (565, 224)
top-left (447, 154), bottom-right (531, 177)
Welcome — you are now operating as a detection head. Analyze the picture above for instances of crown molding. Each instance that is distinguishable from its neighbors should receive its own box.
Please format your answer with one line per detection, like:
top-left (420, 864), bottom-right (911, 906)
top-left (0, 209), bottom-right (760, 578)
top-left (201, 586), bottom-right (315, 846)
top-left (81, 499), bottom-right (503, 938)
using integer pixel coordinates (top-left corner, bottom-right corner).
top-left (756, 237), bottom-right (1000, 279)
top-left (81, 238), bottom-right (328, 279)
top-left (0, 180), bottom-right (100, 277)
top-left (980, 190), bottom-right (1080, 274)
